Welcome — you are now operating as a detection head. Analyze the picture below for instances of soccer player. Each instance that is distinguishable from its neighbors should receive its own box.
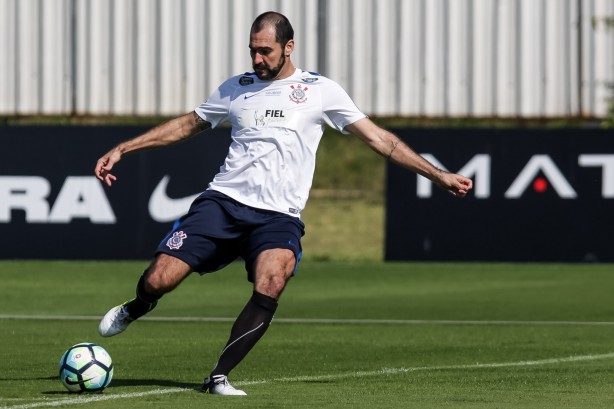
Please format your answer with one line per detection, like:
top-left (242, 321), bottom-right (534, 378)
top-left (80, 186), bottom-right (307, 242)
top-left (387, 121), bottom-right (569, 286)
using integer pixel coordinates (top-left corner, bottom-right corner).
top-left (94, 11), bottom-right (472, 396)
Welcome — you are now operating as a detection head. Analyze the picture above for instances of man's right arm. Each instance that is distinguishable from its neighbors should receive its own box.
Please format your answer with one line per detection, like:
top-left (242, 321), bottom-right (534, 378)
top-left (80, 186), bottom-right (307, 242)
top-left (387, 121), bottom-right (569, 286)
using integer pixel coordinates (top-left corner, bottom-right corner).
top-left (95, 111), bottom-right (211, 186)
top-left (346, 118), bottom-right (472, 198)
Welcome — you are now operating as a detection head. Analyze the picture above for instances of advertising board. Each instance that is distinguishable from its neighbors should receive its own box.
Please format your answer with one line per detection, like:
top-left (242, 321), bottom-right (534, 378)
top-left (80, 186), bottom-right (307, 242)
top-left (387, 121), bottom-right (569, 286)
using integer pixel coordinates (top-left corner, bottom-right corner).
top-left (386, 128), bottom-right (614, 262)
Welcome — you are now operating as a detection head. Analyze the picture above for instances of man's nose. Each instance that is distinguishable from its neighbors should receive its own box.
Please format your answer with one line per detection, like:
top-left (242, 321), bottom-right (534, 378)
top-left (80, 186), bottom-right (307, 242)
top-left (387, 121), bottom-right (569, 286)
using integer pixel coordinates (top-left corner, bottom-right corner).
top-left (252, 52), bottom-right (264, 64)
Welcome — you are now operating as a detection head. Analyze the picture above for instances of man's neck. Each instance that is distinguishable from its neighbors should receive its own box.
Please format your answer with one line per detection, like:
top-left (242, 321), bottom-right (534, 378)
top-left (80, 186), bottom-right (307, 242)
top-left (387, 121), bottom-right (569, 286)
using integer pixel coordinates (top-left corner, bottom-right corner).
top-left (273, 61), bottom-right (296, 81)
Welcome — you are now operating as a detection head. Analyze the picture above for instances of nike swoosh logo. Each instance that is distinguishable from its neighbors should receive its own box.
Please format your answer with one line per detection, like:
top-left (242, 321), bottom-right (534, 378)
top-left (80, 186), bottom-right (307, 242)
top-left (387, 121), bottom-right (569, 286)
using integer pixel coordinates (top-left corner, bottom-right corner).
top-left (148, 176), bottom-right (200, 222)
top-left (64, 376), bottom-right (94, 385)
top-left (244, 89), bottom-right (269, 99)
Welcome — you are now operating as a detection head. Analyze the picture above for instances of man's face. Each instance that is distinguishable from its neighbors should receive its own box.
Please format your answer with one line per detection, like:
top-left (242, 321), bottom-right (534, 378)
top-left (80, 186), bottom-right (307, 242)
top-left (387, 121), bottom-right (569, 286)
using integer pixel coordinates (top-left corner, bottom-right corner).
top-left (249, 26), bottom-right (287, 80)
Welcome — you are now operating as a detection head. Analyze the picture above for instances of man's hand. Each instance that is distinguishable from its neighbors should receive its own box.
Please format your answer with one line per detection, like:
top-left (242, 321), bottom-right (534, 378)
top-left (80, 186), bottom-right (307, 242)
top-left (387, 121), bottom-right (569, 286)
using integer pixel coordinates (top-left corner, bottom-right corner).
top-left (95, 148), bottom-right (122, 187)
top-left (437, 171), bottom-right (473, 198)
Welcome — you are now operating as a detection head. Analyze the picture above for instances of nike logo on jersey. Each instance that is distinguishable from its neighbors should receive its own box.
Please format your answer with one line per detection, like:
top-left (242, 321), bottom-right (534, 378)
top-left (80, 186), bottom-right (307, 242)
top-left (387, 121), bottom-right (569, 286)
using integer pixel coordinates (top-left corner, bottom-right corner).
top-left (148, 176), bottom-right (199, 222)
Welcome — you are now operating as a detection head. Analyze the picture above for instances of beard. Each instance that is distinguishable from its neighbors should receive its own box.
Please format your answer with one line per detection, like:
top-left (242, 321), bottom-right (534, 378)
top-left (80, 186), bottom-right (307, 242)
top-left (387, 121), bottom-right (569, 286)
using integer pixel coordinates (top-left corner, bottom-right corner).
top-left (253, 54), bottom-right (286, 80)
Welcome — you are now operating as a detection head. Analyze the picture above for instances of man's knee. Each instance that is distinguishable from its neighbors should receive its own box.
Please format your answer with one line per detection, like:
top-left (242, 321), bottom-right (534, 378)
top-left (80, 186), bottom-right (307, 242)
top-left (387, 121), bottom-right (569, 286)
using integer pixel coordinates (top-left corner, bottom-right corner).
top-left (256, 273), bottom-right (288, 298)
top-left (253, 249), bottom-right (296, 299)
top-left (142, 272), bottom-right (171, 295)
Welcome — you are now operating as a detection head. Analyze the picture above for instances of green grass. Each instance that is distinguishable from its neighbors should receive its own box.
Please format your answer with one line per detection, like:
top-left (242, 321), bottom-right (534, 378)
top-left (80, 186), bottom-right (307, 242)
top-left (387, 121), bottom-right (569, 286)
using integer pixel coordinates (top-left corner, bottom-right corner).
top-left (1, 261), bottom-right (614, 408)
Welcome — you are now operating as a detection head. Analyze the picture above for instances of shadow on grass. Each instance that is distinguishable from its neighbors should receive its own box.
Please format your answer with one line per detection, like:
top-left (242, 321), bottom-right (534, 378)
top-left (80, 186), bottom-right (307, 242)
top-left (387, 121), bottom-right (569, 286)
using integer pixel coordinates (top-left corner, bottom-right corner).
top-left (40, 378), bottom-right (201, 396)
top-left (0, 376), bottom-right (57, 381)
top-left (110, 378), bottom-right (201, 389)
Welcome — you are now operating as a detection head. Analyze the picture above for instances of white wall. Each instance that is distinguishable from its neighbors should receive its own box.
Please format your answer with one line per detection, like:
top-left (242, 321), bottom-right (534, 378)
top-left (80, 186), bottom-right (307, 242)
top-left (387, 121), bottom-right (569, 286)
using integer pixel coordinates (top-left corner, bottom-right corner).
top-left (0, 0), bottom-right (612, 117)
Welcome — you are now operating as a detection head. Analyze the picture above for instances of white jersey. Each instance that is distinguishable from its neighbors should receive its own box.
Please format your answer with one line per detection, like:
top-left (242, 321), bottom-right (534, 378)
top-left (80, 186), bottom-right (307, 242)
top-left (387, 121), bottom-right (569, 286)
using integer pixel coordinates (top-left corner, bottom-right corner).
top-left (195, 68), bottom-right (366, 218)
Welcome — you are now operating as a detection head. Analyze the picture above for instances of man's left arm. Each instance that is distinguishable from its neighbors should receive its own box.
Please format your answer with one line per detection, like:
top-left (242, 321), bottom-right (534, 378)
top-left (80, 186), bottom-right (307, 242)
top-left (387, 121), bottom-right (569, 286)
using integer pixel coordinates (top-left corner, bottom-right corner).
top-left (345, 118), bottom-right (473, 197)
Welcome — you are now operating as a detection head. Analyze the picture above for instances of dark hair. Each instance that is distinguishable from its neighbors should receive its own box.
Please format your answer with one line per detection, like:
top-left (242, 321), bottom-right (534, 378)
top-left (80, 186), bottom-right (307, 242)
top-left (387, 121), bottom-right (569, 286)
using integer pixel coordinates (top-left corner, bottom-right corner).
top-left (251, 11), bottom-right (294, 46)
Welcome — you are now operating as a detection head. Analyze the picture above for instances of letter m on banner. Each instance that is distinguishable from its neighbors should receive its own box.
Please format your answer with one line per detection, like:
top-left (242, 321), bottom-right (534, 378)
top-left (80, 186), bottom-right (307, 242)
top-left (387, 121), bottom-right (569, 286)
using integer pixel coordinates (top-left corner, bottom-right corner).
top-left (417, 154), bottom-right (491, 199)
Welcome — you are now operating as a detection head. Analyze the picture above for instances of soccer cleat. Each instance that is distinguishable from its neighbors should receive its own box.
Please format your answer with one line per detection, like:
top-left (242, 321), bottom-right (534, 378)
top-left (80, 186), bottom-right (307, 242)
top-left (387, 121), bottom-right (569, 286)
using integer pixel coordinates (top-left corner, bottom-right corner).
top-left (98, 302), bottom-right (134, 337)
top-left (202, 375), bottom-right (247, 396)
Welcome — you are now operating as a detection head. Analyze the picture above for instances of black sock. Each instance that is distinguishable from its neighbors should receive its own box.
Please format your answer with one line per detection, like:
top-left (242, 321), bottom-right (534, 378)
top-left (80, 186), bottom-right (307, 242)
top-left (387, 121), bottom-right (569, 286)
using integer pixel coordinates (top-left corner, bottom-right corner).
top-left (210, 291), bottom-right (278, 377)
top-left (125, 272), bottom-right (161, 320)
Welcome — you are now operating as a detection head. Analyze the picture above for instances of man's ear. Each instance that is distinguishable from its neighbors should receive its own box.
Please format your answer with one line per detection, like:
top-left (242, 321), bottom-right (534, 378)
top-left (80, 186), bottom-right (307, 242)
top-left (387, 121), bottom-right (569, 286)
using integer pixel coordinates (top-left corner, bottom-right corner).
top-left (285, 39), bottom-right (294, 56)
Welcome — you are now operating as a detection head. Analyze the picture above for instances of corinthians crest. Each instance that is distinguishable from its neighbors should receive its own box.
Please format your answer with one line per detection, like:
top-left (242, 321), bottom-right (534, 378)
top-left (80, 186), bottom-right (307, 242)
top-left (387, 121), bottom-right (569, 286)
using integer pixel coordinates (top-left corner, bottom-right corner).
top-left (166, 230), bottom-right (187, 250)
top-left (289, 84), bottom-right (308, 104)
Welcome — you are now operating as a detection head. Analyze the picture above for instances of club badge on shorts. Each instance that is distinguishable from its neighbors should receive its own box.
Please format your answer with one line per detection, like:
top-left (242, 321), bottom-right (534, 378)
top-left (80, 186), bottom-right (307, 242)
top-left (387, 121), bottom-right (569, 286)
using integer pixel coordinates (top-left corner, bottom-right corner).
top-left (166, 231), bottom-right (187, 250)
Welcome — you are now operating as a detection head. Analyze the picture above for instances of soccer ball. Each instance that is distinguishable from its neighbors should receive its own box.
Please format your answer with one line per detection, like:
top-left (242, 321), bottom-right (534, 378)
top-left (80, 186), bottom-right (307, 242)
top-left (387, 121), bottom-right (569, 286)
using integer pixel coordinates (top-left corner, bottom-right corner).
top-left (59, 342), bottom-right (114, 392)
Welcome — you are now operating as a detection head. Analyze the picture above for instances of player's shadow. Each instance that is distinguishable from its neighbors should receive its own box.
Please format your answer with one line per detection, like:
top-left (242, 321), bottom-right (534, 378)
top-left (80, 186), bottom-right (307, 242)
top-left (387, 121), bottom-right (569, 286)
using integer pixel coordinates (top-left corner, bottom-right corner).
top-left (40, 378), bottom-right (201, 395)
top-left (110, 378), bottom-right (201, 389)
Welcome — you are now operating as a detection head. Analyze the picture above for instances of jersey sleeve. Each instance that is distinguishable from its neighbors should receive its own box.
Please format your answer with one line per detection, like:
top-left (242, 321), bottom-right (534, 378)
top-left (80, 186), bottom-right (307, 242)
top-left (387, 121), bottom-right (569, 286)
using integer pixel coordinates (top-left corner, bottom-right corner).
top-left (194, 78), bottom-right (235, 128)
top-left (321, 79), bottom-right (367, 134)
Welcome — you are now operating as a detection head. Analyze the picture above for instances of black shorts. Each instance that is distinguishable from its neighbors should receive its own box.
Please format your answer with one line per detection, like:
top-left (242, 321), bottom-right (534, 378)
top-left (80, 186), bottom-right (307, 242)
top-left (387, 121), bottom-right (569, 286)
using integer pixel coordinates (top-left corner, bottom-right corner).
top-left (155, 190), bottom-right (304, 282)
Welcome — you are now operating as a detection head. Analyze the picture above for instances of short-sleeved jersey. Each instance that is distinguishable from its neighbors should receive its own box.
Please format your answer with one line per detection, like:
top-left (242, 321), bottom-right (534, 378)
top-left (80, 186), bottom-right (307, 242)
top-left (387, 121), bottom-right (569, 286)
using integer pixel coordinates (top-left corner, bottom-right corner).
top-left (195, 68), bottom-right (366, 218)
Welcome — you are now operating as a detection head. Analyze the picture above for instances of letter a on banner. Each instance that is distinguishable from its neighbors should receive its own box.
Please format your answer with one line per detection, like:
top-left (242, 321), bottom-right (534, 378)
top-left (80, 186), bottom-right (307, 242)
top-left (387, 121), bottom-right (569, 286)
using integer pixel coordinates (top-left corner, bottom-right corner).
top-left (504, 155), bottom-right (577, 199)
top-left (48, 177), bottom-right (116, 223)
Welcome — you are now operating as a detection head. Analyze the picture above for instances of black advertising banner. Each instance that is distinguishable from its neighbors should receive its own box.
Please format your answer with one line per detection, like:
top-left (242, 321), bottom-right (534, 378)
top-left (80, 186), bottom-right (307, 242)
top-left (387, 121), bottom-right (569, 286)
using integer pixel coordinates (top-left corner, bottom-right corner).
top-left (386, 128), bottom-right (614, 262)
top-left (0, 126), bottom-right (231, 259)
top-left (3, 126), bottom-right (612, 262)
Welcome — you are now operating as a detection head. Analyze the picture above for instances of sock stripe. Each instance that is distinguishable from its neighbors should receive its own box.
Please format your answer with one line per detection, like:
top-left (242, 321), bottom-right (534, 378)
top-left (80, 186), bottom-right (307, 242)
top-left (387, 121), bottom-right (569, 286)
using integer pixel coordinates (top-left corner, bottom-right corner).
top-left (219, 322), bottom-right (265, 357)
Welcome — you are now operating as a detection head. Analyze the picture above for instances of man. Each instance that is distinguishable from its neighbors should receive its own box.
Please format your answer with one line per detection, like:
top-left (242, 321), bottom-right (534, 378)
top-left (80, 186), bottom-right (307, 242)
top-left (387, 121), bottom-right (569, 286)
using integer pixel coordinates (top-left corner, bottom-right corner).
top-left (95, 11), bottom-right (472, 396)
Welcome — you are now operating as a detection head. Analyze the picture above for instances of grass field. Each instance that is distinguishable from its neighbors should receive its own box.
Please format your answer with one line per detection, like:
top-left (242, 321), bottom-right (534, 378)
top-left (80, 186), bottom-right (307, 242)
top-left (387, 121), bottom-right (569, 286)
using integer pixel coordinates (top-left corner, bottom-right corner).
top-left (1, 261), bottom-right (614, 408)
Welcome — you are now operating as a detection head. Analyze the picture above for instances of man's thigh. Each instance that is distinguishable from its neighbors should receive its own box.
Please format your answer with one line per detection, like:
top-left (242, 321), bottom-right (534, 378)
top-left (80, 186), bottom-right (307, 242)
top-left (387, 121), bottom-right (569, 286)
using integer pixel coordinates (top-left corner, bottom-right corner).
top-left (241, 217), bottom-right (304, 282)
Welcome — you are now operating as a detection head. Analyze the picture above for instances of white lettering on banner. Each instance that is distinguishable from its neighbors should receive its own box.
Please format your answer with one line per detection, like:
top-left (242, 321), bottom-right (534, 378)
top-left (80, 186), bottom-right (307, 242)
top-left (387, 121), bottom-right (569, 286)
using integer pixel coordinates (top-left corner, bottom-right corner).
top-left (0, 176), bottom-right (50, 222)
top-left (578, 155), bottom-right (614, 198)
top-left (0, 176), bottom-right (116, 223)
top-left (417, 154), bottom-right (614, 199)
top-left (418, 154), bottom-right (491, 198)
top-left (505, 155), bottom-right (577, 199)
top-left (48, 176), bottom-right (116, 223)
